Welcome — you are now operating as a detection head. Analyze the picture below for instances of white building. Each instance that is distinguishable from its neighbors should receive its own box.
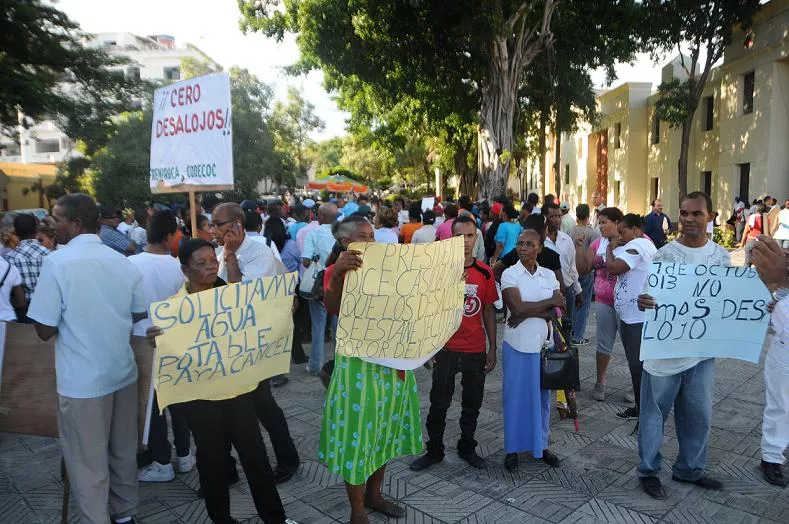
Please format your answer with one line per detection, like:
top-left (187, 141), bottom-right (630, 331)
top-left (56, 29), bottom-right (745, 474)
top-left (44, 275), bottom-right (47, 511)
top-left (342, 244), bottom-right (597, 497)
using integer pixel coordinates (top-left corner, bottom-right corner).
top-left (0, 33), bottom-right (219, 165)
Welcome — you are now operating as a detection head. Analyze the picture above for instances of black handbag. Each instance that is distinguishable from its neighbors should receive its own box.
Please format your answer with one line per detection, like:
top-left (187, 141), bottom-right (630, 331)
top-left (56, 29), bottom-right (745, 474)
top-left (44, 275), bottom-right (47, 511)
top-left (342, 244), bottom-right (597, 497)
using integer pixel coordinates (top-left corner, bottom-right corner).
top-left (540, 314), bottom-right (580, 390)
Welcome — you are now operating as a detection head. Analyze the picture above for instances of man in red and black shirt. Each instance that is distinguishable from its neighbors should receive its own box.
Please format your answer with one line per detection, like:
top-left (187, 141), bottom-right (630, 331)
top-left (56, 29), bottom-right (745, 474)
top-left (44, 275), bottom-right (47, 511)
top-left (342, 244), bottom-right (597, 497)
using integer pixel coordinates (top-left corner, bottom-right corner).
top-left (411, 214), bottom-right (498, 471)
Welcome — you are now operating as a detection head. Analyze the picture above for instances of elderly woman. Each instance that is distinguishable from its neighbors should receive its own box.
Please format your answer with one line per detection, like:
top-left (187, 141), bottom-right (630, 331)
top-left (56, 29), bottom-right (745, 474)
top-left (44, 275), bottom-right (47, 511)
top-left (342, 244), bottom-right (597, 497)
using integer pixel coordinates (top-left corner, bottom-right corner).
top-left (501, 229), bottom-right (565, 472)
top-left (321, 215), bottom-right (422, 524)
top-left (373, 206), bottom-right (399, 243)
top-left (575, 207), bottom-right (625, 402)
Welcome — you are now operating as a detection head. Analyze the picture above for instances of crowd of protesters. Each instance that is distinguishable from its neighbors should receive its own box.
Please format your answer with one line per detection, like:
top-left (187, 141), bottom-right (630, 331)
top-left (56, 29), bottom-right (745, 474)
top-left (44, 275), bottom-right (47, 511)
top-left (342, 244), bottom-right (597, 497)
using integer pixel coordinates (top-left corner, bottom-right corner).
top-left (1, 187), bottom-right (788, 523)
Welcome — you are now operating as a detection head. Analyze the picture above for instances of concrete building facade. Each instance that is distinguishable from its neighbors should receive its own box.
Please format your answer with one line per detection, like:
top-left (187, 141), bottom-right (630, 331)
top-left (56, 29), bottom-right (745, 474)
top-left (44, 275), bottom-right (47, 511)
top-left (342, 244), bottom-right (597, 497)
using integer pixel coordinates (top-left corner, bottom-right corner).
top-left (551, 0), bottom-right (789, 219)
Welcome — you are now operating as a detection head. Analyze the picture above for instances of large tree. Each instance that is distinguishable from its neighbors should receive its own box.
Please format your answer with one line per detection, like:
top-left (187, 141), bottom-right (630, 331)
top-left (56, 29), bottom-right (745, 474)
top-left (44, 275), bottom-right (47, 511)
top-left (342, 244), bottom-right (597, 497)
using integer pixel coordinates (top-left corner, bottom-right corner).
top-left (270, 86), bottom-right (325, 183)
top-left (1, 0), bottom-right (145, 147)
top-left (647, 0), bottom-right (760, 208)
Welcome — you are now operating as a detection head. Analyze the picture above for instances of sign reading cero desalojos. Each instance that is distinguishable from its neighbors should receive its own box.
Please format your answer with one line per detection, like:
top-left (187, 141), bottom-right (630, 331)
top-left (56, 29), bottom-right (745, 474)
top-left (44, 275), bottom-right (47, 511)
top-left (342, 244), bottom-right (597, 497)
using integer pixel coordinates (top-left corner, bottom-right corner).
top-left (335, 237), bottom-right (465, 370)
top-left (149, 272), bottom-right (296, 411)
top-left (149, 72), bottom-right (233, 193)
top-left (640, 262), bottom-right (770, 363)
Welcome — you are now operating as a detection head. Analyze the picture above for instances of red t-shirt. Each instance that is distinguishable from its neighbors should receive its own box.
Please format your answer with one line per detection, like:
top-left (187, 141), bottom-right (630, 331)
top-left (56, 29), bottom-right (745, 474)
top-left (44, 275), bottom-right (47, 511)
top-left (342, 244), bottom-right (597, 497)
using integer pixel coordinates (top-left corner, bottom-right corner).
top-left (445, 261), bottom-right (497, 353)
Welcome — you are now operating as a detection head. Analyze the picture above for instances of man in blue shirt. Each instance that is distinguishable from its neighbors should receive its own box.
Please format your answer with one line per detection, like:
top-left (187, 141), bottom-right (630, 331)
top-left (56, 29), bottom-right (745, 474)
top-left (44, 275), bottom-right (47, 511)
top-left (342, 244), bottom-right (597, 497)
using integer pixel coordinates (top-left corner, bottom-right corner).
top-left (643, 199), bottom-right (672, 249)
top-left (98, 206), bottom-right (137, 255)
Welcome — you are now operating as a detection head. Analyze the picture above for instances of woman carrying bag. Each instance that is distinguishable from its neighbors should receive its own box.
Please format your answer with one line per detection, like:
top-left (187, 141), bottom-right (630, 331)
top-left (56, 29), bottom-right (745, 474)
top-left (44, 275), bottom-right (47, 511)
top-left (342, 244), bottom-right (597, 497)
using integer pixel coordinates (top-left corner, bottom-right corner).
top-left (500, 229), bottom-right (565, 472)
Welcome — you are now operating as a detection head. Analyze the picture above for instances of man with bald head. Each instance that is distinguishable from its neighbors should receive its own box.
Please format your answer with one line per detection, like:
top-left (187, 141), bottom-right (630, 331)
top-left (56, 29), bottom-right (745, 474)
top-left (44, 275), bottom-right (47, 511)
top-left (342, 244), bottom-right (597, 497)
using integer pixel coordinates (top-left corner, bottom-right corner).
top-left (209, 202), bottom-right (300, 484)
top-left (302, 202), bottom-right (339, 375)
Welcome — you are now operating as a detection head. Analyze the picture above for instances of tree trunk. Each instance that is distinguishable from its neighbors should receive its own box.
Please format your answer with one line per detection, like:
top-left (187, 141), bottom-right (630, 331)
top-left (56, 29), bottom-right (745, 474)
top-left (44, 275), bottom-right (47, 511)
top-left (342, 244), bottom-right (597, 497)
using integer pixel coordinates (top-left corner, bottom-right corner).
top-left (553, 131), bottom-right (561, 198)
top-left (538, 113), bottom-right (547, 197)
top-left (457, 136), bottom-right (477, 198)
top-left (677, 116), bottom-right (693, 211)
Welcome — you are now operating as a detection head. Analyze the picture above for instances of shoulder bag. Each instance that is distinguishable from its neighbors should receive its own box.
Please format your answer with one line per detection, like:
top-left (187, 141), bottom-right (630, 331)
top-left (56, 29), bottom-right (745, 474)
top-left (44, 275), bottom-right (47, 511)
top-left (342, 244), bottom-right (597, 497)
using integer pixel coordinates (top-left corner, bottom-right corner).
top-left (540, 312), bottom-right (580, 390)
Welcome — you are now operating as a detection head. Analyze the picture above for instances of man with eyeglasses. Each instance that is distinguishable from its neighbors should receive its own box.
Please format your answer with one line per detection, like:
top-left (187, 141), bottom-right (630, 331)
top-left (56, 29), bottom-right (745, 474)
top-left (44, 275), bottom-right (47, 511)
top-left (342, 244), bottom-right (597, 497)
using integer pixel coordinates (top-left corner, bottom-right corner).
top-left (210, 202), bottom-right (301, 484)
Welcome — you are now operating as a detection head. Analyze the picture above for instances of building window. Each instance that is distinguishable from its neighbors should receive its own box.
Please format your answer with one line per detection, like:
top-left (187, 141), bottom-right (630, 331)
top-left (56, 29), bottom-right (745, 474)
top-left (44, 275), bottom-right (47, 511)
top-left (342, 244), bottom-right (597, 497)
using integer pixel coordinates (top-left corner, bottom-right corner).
top-left (163, 67), bottom-right (181, 81)
top-left (738, 163), bottom-right (750, 203)
top-left (701, 171), bottom-right (712, 196)
top-left (127, 66), bottom-right (141, 81)
top-left (35, 139), bottom-right (60, 153)
top-left (652, 115), bottom-right (660, 144)
top-left (613, 122), bottom-right (622, 149)
top-left (742, 71), bottom-right (755, 115)
top-left (650, 177), bottom-right (659, 204)
top-left (703, 96), bottom-right (714, 131)
top-left (1, 141), bottom-right (21, 156)
top-left (564, 164), bottom-right (570, 186)
top-left (614, 180), bottom-right (621, 207)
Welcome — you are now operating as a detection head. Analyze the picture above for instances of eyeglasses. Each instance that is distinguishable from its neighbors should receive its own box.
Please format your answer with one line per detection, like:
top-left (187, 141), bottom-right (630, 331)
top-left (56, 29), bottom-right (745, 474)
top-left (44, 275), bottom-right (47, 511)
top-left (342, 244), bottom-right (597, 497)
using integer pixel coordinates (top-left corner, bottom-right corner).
top-left (209, 219), bottom-right (235, 229)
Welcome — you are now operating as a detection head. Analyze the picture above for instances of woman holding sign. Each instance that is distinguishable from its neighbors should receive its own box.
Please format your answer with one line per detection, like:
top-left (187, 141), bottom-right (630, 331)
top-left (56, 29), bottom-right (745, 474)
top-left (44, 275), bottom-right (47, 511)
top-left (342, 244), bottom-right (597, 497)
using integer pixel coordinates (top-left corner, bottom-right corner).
top-left (147, 239), bottom-right (291, 524)
top-left (321, 216), bottom-right (422, 524)
top-left (500, 229), bottom-right (565, 472)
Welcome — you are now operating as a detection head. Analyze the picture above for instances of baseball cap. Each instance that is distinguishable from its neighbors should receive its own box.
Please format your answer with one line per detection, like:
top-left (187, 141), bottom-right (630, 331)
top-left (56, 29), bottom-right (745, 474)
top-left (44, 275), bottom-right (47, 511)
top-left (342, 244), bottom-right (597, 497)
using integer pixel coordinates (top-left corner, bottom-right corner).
top-left (240, 199), bottom-right (257, 212)
top-left (491, 202), bottom-right (503, 216)
top-left (355, 204), bottom-right (372, 217)
top-left (302, 198), bottom-right (316, 209)
top-left (560, 202), bottom-right (570, 211)
top-left (328, 197), bottom-right (338, 204)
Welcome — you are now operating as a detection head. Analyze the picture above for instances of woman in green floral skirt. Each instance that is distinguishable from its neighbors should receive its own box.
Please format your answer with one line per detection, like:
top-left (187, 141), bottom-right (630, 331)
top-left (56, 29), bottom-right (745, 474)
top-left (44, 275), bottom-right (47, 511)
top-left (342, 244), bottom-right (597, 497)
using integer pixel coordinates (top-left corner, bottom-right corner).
top-left (320, 216), bottom-right (423, 524)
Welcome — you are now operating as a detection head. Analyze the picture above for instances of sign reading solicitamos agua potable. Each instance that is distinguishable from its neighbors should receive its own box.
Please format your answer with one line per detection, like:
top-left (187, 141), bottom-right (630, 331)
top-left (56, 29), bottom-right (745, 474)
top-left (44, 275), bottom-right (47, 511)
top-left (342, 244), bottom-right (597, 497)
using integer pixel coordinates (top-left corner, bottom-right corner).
top-left (149, 273), bottom-right (296, 410)
top-left (335, 236), bottom-right (465, 370)
top-left (149, 72), bottom-right (233, 193)
top-left (640, 262), bottom-right (771, 363)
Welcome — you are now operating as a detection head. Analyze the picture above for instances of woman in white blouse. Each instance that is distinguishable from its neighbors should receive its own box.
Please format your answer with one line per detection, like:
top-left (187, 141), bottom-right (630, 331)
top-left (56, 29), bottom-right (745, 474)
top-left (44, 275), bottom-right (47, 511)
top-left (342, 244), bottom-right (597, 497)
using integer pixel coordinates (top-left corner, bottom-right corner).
top-left (373, 206), bottom-right (399, 244)
top-left (500, 229), bottom-right (565, 472)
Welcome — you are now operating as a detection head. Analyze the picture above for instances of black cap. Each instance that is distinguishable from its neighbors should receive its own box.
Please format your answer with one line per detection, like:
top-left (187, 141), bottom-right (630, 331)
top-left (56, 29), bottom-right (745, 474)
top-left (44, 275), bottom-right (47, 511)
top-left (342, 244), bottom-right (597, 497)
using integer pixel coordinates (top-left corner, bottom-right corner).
top-left (179, 238), bottom-right (215, 265)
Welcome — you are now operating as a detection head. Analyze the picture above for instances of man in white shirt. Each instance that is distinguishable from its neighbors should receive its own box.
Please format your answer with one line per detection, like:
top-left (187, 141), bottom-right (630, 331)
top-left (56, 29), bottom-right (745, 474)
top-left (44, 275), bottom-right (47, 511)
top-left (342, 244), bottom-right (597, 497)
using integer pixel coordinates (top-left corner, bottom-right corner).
top-left (411, 210), bottom-right (437, 244)
top-left (773, 199), bottom-right (789, 249)
top-left (302, 202), bottom-right (339, 375)
top-left (543, 203), bottom-right (582, 328)
top-left (210, 202), bottom-right (300, 483)
top-left (28, 194), bottom-right (147, 524)
top-left (636, 192), bottom-right (729, 500)
top-left (129, 210), bottom-right (192, 483)
top-left (752, 234), bottom-right (789, 487)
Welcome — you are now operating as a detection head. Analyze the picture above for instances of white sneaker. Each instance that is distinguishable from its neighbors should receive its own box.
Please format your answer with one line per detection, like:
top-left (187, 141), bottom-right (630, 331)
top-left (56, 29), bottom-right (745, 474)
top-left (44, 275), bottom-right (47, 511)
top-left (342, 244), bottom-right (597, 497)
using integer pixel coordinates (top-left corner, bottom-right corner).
top-left (138, 461), bottom-right (175, 482)
top-left (177, 453), bottom-right (196, 473)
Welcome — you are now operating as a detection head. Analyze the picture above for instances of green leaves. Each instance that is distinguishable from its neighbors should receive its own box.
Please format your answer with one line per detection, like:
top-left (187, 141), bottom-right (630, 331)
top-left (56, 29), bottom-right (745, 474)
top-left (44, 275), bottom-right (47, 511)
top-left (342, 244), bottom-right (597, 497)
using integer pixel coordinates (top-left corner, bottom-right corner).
top-left (654, 78), bottom-right (696, 128)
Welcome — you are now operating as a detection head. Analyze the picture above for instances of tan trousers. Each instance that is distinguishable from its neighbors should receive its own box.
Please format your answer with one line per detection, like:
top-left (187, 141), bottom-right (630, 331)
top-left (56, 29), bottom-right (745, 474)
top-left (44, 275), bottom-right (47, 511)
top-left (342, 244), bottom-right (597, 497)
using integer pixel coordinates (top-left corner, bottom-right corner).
top-left (58, 381), bottom-right (138, 524)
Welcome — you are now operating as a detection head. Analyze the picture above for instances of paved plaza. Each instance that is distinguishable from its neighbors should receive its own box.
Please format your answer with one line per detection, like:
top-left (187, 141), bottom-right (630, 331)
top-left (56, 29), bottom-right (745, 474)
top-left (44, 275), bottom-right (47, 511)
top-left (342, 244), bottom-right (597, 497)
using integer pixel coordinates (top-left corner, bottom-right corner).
top-left (2, 250), bottom-right (789, 523)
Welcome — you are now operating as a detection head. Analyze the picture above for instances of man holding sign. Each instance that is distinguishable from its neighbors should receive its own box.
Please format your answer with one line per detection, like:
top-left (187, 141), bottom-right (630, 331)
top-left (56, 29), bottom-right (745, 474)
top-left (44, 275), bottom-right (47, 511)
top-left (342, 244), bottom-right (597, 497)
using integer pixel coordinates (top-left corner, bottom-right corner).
top-left (752, 235), bottom-right (789, 487)
top-left (636, 192), bottom-right (730, 500)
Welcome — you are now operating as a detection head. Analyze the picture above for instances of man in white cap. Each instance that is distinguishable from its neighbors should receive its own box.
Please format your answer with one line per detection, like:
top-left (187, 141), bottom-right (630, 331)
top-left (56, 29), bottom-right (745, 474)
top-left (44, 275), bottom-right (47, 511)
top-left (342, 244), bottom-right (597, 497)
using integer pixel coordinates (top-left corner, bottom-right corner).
top-left (560, 202), bottom-right (575, 233)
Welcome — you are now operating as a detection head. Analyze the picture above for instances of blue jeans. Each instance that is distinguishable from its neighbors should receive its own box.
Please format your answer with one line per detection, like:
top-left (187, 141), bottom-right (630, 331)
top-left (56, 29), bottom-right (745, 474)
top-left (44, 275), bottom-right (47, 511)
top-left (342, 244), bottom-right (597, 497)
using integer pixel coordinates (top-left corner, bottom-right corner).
top-left (572, 272), bottom-right (594, 340)
top-left (307, 299), bottom-right (337, 373)
top-left (637, 358), bottom-right (715, 481)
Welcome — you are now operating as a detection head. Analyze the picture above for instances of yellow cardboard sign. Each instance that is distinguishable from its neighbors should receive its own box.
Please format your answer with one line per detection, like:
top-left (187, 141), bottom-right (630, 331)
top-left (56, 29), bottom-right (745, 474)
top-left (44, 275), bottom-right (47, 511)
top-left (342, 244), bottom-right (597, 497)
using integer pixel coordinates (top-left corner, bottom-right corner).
top-left (335, 237), bottom-right (465, 369)
top-left (149, 272), bottom-right (296, 410)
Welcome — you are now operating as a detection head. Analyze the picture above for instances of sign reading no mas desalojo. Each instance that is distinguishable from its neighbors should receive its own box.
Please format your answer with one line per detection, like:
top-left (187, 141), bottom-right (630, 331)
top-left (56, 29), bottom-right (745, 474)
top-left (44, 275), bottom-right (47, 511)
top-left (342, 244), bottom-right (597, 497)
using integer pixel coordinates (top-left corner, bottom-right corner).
top-left (150, 72), bottom-right (233, 192)
top-left (640, 262), bottom-right (770, 363)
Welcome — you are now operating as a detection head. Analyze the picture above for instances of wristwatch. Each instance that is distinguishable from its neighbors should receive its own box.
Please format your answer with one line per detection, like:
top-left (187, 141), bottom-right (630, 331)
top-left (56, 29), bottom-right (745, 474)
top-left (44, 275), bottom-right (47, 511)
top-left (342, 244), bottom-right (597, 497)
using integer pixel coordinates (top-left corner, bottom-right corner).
top-left (772, 288), bottom-right (789, 303)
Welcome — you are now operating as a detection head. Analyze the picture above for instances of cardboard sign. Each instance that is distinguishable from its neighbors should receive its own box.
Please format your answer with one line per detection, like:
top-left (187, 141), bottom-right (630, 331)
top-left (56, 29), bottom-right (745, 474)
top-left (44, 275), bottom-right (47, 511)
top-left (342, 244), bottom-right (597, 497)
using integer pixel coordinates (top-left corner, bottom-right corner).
top-left (640, 262), bottom-right (770, 363)
top-left (150, 72), bottom-right (233, 193)
top-left (335, 237), bottom-right (465, 369)
top-left (421, 197), bottom-right (435, 212)
top-left (149, 273), bottom-right (296, 410)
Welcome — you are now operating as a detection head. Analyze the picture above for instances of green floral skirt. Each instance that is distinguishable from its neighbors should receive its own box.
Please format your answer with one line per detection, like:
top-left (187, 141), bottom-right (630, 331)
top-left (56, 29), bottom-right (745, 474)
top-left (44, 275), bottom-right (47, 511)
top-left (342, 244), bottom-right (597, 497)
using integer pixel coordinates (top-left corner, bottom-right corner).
top-left (319, 355), bottom-right (423, 485)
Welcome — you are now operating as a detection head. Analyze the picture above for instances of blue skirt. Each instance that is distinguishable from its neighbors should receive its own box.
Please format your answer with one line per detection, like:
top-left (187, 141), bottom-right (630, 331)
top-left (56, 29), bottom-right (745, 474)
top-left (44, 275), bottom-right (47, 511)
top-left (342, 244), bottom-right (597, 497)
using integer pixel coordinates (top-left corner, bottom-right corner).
top-left (502, 342), bottom-right (550, 457)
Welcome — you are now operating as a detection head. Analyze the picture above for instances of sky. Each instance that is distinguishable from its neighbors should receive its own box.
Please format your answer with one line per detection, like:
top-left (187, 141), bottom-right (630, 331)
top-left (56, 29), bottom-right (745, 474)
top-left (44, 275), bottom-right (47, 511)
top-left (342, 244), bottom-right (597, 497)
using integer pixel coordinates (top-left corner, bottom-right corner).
top-left (56, 0), bottom-right (669, 142)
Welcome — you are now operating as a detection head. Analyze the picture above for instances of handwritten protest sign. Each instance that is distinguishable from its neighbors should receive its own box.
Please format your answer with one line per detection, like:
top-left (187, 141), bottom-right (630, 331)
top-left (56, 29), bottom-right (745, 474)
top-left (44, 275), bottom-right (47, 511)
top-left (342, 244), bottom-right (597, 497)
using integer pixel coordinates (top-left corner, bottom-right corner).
top-left (335, 237), bottom-right (465, 369)
top-left (150, 72), bottom-right (233, 193)
top-left (640, 262), bottom-right (770, 363)
top-left (150, 272), bottom-right (296, 410)
top-left (421, 197), bottom-right (435, 212)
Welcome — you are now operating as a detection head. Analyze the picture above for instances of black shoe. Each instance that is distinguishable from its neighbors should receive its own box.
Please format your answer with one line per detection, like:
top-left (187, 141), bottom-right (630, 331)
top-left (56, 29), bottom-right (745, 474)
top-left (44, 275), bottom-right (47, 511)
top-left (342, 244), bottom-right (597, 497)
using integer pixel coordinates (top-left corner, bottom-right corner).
top-left (504, 453), bottom-right (518, 472)
top-left (640, 476), bottom-right (667, 499)
top-left (271, 375), bottom-right (289, 387)
top-left (616, 407), bottom-right (639, 420)
top-left (671, 474), bottom-right (723, 490)
top-left (541, 449), bottom-right (560, 467)
top-left (410, 454), bottom-right (442, 471)
top-left (761, 460), bottom-right (789, 487)
top-left (112, 518), bottom-right (139, 524)
top-left (458, 451), bottom-right (486, 469)
top-left (273, 464), bottom-right (298, 484)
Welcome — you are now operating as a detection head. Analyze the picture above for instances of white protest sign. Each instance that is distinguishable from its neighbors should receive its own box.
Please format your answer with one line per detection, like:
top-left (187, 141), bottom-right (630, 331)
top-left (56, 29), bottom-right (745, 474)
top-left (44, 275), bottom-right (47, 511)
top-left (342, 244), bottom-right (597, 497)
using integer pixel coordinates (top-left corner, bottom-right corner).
top-left (640, 262), bottom-right (770, 363)
top-left (150, 72), bottom-right (233, 193)
top-left (421, 197), bottom-right (435, 212)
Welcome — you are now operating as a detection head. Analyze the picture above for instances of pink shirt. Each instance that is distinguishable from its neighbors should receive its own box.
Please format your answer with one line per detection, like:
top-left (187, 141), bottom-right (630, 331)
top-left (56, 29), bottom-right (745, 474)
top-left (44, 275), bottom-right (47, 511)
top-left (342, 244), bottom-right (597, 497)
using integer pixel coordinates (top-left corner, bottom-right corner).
top-left (435, 218), bottom-right (455, 240)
